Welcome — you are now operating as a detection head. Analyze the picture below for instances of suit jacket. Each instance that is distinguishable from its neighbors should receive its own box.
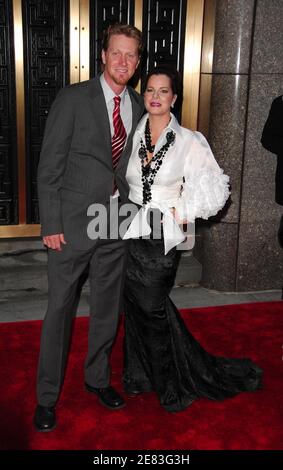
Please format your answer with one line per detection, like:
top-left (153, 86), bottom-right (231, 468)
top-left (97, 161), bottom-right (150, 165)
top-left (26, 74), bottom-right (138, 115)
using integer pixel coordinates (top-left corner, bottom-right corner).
top-left (37, 76), bottom-right (144, 249)
top-left (261, 95), bottom-right (283, 206)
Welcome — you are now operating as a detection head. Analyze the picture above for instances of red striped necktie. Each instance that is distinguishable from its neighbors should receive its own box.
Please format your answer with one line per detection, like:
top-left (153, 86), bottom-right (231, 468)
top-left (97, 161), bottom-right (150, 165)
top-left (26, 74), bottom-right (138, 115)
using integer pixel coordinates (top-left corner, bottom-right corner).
top-left (111, 96), bottom-right (127, 193)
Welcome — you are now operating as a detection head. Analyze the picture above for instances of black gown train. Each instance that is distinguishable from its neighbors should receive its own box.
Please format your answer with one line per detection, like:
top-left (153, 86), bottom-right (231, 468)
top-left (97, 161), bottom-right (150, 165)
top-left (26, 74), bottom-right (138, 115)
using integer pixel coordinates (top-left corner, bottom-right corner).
top-left (123, 233), bottom-right (263, 413)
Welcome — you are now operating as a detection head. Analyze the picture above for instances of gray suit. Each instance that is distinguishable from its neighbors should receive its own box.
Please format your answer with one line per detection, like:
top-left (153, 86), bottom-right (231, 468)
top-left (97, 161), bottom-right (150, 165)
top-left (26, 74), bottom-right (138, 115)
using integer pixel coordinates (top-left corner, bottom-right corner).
top-left (36, 76), bottom-right (144, 407)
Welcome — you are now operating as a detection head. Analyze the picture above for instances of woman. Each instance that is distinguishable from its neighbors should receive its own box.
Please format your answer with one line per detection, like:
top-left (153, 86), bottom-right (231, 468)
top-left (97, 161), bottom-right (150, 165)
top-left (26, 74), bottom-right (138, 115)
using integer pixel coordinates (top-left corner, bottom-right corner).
top-left (122, 67), bottom-right (262, 412)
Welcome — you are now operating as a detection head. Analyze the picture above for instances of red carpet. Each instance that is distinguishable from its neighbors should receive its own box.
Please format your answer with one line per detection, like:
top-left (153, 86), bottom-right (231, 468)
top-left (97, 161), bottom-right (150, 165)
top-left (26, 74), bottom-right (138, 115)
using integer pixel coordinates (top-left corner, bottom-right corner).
top-left (0, 301), bottom-right (283, 450)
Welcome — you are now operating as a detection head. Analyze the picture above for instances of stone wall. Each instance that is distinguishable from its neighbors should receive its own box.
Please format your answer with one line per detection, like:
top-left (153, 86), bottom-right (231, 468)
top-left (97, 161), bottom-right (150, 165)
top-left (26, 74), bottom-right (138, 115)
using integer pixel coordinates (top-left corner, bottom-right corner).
top-left (198, 0), bottom-right (283, 291)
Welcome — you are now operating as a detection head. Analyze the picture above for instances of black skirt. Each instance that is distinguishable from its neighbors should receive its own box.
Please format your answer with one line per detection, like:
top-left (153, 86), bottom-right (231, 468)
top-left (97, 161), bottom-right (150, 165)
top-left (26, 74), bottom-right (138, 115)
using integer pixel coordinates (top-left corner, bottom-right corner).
top-left (123, 229), bottom-right (263, 412)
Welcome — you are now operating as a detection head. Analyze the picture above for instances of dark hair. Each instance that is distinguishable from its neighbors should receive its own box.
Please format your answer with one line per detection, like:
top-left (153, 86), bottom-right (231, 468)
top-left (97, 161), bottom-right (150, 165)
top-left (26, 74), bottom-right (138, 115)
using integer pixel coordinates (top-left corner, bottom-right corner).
top-left (143, 66), bottom-right (182, 97)
top-left (102, 23), bottom-right (143, 57)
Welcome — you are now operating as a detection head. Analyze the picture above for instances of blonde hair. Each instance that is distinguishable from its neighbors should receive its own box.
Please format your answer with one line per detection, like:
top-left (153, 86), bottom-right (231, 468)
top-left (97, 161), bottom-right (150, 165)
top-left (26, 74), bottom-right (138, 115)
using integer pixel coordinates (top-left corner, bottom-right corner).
top-left (102, 23), bottom-right (143, 57)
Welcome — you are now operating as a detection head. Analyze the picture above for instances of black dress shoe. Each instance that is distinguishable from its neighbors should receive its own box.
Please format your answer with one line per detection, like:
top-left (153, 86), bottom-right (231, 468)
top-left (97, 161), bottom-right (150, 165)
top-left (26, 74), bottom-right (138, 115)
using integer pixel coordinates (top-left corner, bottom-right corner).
top-left (34, 405), bottom-right (56, 432)
top-left (85, 383), bottom-right (125, 410)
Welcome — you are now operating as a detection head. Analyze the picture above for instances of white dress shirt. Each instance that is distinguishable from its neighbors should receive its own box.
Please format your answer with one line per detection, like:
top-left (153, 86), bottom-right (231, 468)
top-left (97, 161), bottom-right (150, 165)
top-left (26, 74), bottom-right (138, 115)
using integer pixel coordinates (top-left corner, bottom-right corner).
top-left (100, 73), bottom-right (132, 137)
top-left (123, 113), bottom-right (230, 254)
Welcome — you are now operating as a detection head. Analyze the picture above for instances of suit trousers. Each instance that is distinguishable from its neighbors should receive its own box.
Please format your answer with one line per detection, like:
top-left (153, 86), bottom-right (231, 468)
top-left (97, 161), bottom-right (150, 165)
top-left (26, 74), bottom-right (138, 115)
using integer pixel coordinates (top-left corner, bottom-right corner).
top-left (36, 237), bottom-right (128, 407)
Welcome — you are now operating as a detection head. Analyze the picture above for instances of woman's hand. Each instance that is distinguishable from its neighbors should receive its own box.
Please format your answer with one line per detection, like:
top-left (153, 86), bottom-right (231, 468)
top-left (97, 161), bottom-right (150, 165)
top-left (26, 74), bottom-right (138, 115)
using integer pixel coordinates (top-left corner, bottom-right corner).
top-left (171, 208), bottom-right (188, 225)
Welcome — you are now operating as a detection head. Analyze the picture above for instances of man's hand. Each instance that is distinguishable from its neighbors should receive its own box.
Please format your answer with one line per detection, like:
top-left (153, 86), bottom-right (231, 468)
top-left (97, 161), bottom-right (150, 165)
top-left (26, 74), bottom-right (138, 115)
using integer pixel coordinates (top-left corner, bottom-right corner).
top-left (43, 233), bottom-right (67, 251)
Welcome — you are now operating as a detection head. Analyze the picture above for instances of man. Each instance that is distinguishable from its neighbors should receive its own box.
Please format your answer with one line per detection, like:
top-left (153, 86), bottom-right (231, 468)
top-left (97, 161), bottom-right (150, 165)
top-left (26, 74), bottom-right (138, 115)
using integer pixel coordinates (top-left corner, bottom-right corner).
top-left (34, 23), bottom-right (144, 431)
top-left (261, 95), bottom-right (283, 247)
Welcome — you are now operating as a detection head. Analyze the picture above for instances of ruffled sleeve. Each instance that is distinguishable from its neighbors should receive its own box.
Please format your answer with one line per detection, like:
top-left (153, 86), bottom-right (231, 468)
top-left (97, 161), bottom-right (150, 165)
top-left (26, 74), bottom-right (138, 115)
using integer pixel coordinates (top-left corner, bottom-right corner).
top-left (174, 131), bottom-right (230, 222)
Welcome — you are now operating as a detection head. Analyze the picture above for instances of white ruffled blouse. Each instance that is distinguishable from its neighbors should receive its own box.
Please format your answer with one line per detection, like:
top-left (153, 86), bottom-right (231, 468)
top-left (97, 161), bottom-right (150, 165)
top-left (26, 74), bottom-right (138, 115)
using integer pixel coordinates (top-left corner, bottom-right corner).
top-left (123, 113), bottom-right (230, 254)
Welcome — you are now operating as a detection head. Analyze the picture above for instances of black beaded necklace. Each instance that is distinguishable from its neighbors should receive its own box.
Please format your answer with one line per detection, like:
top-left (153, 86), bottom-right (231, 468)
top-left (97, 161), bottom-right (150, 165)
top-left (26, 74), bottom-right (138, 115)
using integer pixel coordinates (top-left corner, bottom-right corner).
top-left (145, 118), bottom-right (155, 153)
top-left (138, 118), bottom-right (176, 206)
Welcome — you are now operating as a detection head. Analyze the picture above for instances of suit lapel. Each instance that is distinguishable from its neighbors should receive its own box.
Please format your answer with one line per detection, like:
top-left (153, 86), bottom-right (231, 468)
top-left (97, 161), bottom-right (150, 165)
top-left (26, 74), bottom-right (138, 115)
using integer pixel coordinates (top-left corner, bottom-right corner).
top-left (129, 88), bottom-right (143, 141)
top-left (88, 77), bottom-right (113, 168)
